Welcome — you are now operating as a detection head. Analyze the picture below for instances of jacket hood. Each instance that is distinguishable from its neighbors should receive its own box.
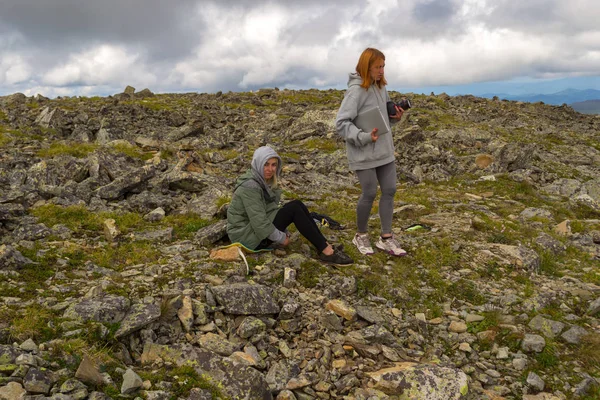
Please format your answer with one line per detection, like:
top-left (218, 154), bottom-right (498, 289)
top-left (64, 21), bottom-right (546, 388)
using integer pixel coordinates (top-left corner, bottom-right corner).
top-left (251, 145), bottom-right (282, 182)
top-left (347, 73), bottom-right (363, 88)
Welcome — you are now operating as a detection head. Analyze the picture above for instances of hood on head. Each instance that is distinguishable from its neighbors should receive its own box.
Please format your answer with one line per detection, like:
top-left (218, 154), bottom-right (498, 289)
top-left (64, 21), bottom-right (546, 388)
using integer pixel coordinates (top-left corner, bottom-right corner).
top-left (251, 146), bottom-right (282, 180)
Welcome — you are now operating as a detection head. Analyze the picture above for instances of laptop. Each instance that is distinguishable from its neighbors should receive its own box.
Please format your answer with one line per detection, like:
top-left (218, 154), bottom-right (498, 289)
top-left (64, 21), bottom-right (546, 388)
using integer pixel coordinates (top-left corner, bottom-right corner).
top-left (353, 106), bottom-right (390, 137)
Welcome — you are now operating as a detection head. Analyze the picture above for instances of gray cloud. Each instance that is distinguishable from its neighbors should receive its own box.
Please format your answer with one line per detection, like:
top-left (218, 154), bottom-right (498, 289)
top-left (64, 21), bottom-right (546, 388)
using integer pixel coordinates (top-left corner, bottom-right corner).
top-left (0, 0), bottom-right (599, 97)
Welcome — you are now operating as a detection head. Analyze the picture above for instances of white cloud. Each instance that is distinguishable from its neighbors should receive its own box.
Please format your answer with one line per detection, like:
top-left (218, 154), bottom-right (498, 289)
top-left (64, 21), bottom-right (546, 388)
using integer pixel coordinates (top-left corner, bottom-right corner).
top-left (42, 44), bottom-right (156, 88)
top-left (0, 54), bottom-right (32, 84)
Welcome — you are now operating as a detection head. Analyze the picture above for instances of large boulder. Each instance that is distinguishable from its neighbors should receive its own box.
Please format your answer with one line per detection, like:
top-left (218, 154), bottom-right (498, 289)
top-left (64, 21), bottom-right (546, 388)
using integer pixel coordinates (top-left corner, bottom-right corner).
top-left (366, 362), bottom-right (468, 399)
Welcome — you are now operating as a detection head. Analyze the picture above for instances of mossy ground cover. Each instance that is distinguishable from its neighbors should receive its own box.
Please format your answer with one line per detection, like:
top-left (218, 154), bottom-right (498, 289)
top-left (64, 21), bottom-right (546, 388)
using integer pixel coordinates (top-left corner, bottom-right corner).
top-left (108, 142), bottom-right (155, 161)
top-left (30, 204), bottom-right (211, 240)
top-left (122, 95), bottom-right (192, 112)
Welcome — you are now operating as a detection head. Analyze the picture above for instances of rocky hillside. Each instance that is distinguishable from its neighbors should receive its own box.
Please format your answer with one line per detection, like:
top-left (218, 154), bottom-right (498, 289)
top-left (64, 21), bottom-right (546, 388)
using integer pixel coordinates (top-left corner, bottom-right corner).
top-left (0, 86), bottom-right (599, 400)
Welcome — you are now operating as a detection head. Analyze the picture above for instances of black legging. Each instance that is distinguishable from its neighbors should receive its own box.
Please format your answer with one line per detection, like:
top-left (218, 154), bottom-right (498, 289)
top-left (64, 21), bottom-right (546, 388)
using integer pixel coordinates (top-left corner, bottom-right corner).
top-left (256, 200), bottom-right (328, 252)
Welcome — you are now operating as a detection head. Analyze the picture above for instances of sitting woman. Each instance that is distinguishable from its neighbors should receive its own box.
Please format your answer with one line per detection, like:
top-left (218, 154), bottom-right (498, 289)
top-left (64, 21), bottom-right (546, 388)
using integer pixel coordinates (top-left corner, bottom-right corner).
top-left (227, 146), bottom-right (353, 266)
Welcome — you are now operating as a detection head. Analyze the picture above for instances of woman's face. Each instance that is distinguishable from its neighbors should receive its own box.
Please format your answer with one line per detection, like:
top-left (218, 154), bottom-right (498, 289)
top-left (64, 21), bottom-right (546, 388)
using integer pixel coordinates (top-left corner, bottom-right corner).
top-left (369, 58), bottom-right (385, 82)
top-left (263, 157), bottom-right (278, 180)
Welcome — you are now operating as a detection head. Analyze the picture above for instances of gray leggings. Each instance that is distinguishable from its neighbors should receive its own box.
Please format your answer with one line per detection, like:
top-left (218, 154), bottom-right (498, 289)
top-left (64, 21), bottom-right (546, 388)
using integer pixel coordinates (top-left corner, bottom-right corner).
top-left (355, 161), bottom-right (397, 234)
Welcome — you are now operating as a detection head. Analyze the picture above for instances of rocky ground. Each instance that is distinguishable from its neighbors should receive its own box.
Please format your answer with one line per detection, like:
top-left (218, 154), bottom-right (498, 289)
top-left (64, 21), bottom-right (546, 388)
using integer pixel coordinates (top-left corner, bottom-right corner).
top-left (0, 86), bottom-right (599, 400)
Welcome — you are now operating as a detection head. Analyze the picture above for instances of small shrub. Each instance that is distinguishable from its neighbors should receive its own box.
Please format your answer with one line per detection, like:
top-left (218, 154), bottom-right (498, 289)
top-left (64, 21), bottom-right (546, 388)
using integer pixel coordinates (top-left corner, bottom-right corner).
top-left (109, 142), bottom-right (154, 160)
top-left (9, 305), bottom-right (57, 342)
top-left (31, 204), bottom-right (103, 232)
top-left (535, 341), bottom-right (559, 369)
top-left (576, 334), bottom-right (600, 371)
top-left (303, 138), bottom-right (340, 153)
top-left (538, 251), bottom-right (560, 276)
top-left (0, 131), bottom-right (10, 147)
top-left (162, 214), bottom-right (212, 239)
top-left (447, 279), bottom-right (486, 305)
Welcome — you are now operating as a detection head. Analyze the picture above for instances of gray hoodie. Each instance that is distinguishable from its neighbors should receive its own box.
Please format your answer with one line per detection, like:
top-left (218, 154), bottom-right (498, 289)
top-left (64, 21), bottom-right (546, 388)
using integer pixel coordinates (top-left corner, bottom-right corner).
top-left (335, 73), bottom-right (397, 171)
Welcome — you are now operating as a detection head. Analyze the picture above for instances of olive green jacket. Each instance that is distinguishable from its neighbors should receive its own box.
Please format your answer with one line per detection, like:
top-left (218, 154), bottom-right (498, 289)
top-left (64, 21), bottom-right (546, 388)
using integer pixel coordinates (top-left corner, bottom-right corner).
top-left (226, 169), bottom-right (282, 249)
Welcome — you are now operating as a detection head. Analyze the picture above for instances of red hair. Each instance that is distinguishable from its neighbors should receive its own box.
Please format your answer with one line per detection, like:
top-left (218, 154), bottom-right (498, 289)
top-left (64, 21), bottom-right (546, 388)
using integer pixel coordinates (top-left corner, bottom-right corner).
top-left (356, 48), bottom-right (387, 90)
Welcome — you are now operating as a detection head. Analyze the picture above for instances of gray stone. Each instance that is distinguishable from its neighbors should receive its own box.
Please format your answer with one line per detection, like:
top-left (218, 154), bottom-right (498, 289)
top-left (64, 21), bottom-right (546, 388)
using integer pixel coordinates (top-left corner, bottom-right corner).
top-left (23, 368), bottom-right (53, 395)
top-left (88, 391), bottom-right (111, 400)
top-left (143, 207), bottom-right (165, 222)
top-left (534, 232), bottom-right (566, 254)
top-left (75, 355), bottom-right (105, 386)
top-left (528, 315), bottom-right (565, 338)
top-left (275, 390), bottom-right (297, 400)
top-left (15, 353), bottom-right (36, 366)
top-left (192, 300), bottom-right (209, 325)
top-left (588, 297), bottom-right (600, 316)
top-left (187, 388), bottom-right (213, 400)
top-left (165, 124), bottom-right (203, 143)
top-left (574, 377), bottom-right (598, 397)
top-left (521, 334), bottom-right (546, 353)
top-left (526, 371), bottom-right (545, 392)
top-left (356, 305), bottom-right (386, 324)
top-left (512, 357), bottom-right (528, 371)
top-left (496, 347), bottom-right (509, 359)
top-left (178, 295), bottom-right (194, 333)
top-left (144, 390), bottom-right (171, 400)
top-left (96, 165), bottom-right (156, 200)
top-left (0, 245), bottom-right (33, 270)
top-left (63, 295), bottom-right (130, 324)
top-left (560, 325), bottom-right (588, 344)
top-left (194, 220), bottom-right (228, 246)
top-left (366, 362), bottom-right (468, 399)
top-left (59, 378), bottom-right (87, 394)
top-left (19, 339), bottom-right (38, 352)
top-left (265, 360), bottom-right (300, 393)
top-left (141, 343), bottom-right (272, 400)
top-left (0, 382), bottom-right (26, 400)
top-left (278, 300), bottom-right (300, 320)
top-left (237, 316), bottom-right (266, 339)
top-left (0, 203), bottom-right (25, 221)
top-left (346, 325), bottom-right (397, 346)
top-left (520, 207), bottom-right (553, 221)
top-left (197, 332), bottom-right (242, 356)
top-left (321, 311), bottom-right (343, 331)
top-left (211, 283), bottom-right (280, 315)
top-left (541, 178), bottom-right (582, 197)
top-left (133, 227), bottom-right (173, 242)
top-left (0, 345), bottom-right (20, 364)
top-left (121, 368), bottom-right (143, 394)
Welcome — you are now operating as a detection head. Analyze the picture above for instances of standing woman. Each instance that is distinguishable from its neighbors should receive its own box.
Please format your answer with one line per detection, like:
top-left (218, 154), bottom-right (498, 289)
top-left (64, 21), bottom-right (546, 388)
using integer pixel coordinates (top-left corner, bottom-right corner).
top-left (335, 47), bottom-right (407, 256)
top-left (227, 146), bottom-right (353, 266)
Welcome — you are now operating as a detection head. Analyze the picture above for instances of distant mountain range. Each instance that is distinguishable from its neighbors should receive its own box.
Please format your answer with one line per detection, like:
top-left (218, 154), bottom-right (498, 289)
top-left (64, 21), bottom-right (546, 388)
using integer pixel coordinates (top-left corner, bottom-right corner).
top-left (480, 88), bottom-right (600, 113)
top-left (570, 99), bottom-right (600, 114)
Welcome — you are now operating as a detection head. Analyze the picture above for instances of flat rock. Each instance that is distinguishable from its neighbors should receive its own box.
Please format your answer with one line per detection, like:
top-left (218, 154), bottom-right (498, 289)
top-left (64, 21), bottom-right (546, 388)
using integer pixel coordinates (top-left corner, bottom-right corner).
top-left (114, 302), bottom-right (161, 338)
top-left (140, 343), bottom-right (272, 399)
top-left (528, 315), bottom-right (565, 339)
top-left (367, 362), bottom-right (468, 399)
top-left (211, 283), bottom-right (279, 315)
top-left (63, 295), bottom-right (131, 324)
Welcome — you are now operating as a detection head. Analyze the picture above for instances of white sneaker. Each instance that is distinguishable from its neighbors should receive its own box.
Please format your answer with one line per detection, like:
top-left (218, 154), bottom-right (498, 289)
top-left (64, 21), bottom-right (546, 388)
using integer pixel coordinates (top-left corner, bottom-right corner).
top-left (353, 233), bottom-right (374, 255)
top-left (375, 235), bottom-right (407, 257)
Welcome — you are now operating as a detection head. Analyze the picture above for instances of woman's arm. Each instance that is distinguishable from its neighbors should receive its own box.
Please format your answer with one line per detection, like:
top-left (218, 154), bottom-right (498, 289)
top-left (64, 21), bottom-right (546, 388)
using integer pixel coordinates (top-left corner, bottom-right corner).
top-left (336, 93), bottom-right (374, 146)
top-left (238, 187), bottom-right (286, 244)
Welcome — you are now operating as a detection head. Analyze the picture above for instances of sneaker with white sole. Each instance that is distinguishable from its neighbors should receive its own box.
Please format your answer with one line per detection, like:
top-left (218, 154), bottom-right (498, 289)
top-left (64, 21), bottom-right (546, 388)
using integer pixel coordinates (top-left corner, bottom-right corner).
top-left (375, 235), bottom-right (407, 257)
top-left (353, 233), bottom-right (374, 255)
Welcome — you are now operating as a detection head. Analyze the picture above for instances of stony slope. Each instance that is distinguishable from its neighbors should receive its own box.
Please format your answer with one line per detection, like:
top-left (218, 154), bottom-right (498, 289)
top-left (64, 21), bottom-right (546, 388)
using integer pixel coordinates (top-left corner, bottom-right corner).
top-left (0, 87), bottom-right (599, 400)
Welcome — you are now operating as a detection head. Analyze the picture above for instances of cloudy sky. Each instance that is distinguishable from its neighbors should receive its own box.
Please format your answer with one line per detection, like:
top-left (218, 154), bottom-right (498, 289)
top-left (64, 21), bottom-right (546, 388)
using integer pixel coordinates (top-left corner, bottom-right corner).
top-left (1, 0), bottom-right (599, 98)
